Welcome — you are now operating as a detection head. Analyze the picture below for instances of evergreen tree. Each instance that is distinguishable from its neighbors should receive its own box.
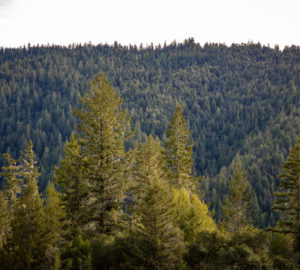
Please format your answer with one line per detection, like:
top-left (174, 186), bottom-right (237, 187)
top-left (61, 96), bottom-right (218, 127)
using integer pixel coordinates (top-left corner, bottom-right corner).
top-left (125, 135), bottom-right (185, 269)
top-left (173, 188), bottom-right (216, 244)
top-left (6, 141), bottom-right (46, 269)
top-left (54, 134), bottom-right (93, 269)
top-left (164, 104), bottom-right (198, 193)
top-left (73, 73), bottom-right (130, 234)
top-left (129, 177), bottom-right (185, 269)
top-left (0, 191), bottom-right (8, 249)
top-left (221, 158), bottom-right (254, 233)
top-left (0, 154), bottom-right (22, 219)
top-left (274, 137), bottom-right (300, 233)
top-left (54, 133), bottom-right (88, 230)
top-left (63, 231), bottom-right (93, 270)
top-left (131, 135), bottom-right (167, 205)
top-left (43, 182), bottom-right (66, 269)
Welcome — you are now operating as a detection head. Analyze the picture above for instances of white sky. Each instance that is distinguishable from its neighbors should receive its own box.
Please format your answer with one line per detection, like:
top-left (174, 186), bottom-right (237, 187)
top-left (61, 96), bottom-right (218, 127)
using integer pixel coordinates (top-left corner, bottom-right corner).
top-left (0, 0), bottom-right (299, 48)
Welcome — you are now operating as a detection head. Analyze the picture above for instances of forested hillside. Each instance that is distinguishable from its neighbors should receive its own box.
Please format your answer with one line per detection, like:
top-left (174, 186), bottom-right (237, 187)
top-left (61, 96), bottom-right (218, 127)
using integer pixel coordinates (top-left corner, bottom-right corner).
top-left (0, 74), bottom-right (299, 269)
top-left (0, 40), bottom-right (299, 227)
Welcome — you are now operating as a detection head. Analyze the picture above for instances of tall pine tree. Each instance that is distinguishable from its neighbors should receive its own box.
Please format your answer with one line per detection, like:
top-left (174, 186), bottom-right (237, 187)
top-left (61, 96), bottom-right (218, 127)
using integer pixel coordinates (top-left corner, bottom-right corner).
top-left (164, 104), bottom-right (198, 193)
top-left (73, 73), bottom-right (131, 234)
top-left (5, 142), bottom-right (46, 269)
top-left (128, 136), bottom-right (185, 269)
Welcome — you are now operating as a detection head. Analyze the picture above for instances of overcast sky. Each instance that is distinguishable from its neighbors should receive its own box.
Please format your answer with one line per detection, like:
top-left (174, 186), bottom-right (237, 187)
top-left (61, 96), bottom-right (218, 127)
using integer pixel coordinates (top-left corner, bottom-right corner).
top-left (0, 0), bottom-right (299, 48)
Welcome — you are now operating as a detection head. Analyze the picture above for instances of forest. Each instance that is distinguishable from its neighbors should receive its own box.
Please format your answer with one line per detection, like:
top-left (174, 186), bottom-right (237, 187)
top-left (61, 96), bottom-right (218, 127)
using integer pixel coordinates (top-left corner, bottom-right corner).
top-left (0, 40), bottom-right (299, 269)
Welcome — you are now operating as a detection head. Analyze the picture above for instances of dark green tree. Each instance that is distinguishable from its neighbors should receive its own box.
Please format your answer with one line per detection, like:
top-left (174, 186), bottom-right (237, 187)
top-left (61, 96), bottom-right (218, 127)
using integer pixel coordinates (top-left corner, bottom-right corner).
top-left (274, 137), bottom-right (300, 233)
top-left (186, 229), bottom-right (272, 270)
top-left (0, 191), bottom-right (8, 249)
top-left (273, 137), bottom-right (300, 265)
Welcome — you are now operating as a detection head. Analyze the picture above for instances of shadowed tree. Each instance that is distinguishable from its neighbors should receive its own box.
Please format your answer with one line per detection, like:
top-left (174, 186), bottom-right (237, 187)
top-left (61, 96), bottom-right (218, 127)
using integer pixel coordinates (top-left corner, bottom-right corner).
top-left (220, 158), bottom-right (254, 233)
top-left (274, 137), bottom-right (300, 233)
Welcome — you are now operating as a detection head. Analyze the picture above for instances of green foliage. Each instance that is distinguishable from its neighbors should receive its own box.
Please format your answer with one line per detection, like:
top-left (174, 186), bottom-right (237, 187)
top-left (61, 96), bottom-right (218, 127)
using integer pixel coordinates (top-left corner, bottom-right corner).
top-left (131, 135), bottom-right (167, 206)
top-left (164, 105), bottom-right (198, 192)
top-left (129, 177), bottom-right (185, 269)
top-left (63, 232), bottom-right (92, 270)
top-left (173, 188), bottom-right (216, 244)
top-left (127, 135), bottom-right (185, 269)
top-left (0, 43), bottom-right (299, 226)
top-left (0, 45), bottom-right (300, 268)
top-left (5, 142), bottom-right (46, 269)
top-left (73, 72), bottom-right (131, 234)
top-left (274, 137), bottom-right (300, 233)
top-left (89, 233), bottom-right (118, 270)
top-left (54, 133), bottom-right (88, 229)
top-left (270, 232), bottom-right (298, 270)
top-left (0, 191), bottom-right (8, 249)
top-left (186, 229), bottom-right (272, 270)
top-left (220, 157), bottom-right (254, 233)
top-left (0, 153), bottom-right (22, 218)
top-left (43, 183), bottom-right (66, 269)
top-left (0, 142), bottom-right (65, 270)
top-left (185, 230), bottom-right (227, 270)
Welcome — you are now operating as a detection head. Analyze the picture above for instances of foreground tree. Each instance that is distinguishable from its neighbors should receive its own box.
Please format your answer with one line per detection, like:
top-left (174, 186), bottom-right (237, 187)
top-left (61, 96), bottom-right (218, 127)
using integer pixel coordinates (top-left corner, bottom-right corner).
top-left (0, 154), bottom-right (22, 220)
top-left (5, 142), bottom-right (47, 269)
top-left (124, 135), bottom-right (185, 269)
top-left (43, 183), bottom-right (66, 269)
top-left (164, 104), bottom-right (198, 193)
top-left (173, 188), bottom-right (216, 244)
top-left (220, 158), bottom-right (254, 233)
top-left (131, 135), bottom-right (167, 206)
top-left (273, 137), bottom-right (300, 265)
top-left (73, 73), bottom-right (131, 234)
top-left (0, 142), bottom-right (66, 270)
top-left (274, 137), bottom-right (300, 233)
top-left (0, 191), bottom-right (8, 249)
top-left (186, 229), bottom-right (272, 270)
top-left (54, 134), bottom-right (88, 231)
top-left (129, 177), bottom-right (185, 269)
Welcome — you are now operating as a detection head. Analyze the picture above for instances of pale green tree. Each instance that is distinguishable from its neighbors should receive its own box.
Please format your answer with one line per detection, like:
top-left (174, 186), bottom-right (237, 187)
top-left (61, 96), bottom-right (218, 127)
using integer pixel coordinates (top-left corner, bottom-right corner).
top-left (131, 135), bottom-right (167, 205)
top-left (173, 188), bottom-right (216, 243)
top-left (0, 154), bottom-right (22, 219)
top-left (6, 142), bottom-right (46, 269)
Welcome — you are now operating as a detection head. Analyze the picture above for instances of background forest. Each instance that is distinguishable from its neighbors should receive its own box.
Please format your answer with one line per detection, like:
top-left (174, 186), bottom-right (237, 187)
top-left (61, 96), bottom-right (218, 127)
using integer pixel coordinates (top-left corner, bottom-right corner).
top-left (0, 40), bottom-right (299, 229)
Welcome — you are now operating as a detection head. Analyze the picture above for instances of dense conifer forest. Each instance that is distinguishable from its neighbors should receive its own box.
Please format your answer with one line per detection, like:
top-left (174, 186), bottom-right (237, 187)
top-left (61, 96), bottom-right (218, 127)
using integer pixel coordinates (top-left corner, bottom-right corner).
top-left (0, 41), bottom-right (300, 269)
